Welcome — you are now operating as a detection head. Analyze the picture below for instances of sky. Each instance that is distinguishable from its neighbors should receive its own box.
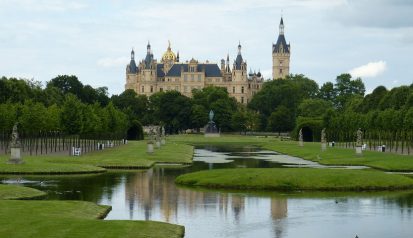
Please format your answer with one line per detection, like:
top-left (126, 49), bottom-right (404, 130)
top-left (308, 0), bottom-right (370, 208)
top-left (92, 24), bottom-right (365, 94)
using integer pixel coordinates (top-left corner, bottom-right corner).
top-left (1, 0), bottom-right (412, 95)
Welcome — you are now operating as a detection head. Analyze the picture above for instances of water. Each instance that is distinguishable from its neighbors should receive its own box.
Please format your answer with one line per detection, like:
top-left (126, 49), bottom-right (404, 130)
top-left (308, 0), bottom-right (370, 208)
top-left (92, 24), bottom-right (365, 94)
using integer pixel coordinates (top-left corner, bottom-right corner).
top-left (1, 145), bottom-right (413, 238)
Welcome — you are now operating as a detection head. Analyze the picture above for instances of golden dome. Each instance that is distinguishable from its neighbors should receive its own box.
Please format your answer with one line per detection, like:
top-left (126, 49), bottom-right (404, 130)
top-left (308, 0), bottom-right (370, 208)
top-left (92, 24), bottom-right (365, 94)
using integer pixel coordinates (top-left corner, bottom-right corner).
top-left (161, 41), bottom-right (176, 63)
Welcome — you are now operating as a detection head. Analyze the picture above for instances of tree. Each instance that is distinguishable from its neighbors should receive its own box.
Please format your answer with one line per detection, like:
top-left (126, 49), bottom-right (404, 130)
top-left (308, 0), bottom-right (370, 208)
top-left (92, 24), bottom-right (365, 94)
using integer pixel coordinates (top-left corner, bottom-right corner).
top-left (60, 94), bottom-right (84, 135)
top-left (267, 105), bottom-right (295, 133)
top-left (318, 82), bottom-right (335, 101)
top-left (191, 104), bottom-right (208, 132)
top-left (334, 73), bottom-right (365, 110)
top-left (297, 99), bottom-right (333, 118)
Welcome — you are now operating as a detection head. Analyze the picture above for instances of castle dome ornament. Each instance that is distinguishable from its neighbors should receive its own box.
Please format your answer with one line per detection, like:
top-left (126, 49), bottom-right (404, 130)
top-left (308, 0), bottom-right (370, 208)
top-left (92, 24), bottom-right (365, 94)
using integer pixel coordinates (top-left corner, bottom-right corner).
top-left (161, 40), bottom-right (177, 63)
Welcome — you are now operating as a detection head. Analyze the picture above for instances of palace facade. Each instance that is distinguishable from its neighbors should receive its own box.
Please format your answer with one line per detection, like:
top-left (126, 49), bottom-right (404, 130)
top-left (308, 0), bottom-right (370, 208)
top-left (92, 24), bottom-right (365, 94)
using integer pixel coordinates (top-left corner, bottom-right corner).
top-left (125, 17), bottom-right (290, 104)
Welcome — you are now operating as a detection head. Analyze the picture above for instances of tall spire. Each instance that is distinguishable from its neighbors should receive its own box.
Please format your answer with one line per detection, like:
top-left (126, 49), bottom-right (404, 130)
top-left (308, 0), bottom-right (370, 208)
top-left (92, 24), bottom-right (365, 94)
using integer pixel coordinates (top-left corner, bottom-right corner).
top-left (238, 41), bottom-right (242, 55)
top-left (279, 17), bottom-right (284, 35)
top-left (147, 41), bottom-right (151, 54)
top-left (131, 48), bottom-right (135, 60)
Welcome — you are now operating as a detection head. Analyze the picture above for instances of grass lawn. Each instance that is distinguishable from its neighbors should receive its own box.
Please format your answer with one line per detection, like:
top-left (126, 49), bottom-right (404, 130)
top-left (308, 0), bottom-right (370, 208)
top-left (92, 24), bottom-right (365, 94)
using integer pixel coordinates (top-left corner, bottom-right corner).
top-left (0, 200), bottom-right (184, 238)
top-left (0, 141), bottom-right (193, 174)
top-left (176, 168), bottom-right (413, 191)
top-left (169, 134), bottom-right (271, 146)
top-left (0, 184), bottom-right (46, 200)
top-left (263, 140), bottom-right (413, 171)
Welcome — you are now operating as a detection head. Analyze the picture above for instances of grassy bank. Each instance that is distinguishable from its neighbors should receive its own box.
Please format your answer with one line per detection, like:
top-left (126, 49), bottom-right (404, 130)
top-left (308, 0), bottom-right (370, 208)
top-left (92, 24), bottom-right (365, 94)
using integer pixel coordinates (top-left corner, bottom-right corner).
top-left (176, 168), bottom-right (413, 191)
top-left (263, 140), bottom-right (413, 171)
top-left (0, 141), bottom-right (193, 174)
top-left (0, 184), bottom-right (46, 200)
top-left (0, 200), bottom-right (184, 238)
top-left (169, 134), bottom-right (271, 146)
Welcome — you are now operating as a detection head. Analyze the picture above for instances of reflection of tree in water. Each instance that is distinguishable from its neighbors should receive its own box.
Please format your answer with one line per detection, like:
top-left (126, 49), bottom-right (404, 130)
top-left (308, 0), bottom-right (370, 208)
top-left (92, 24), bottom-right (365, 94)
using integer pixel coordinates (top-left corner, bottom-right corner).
top-left (231, 195), bottom-right (245, 224)
top-left (271, 198), bottom-right (288, 238)
top-left (383, 192), bottom-right (413, 216)
top-left (15, 173), bottom-right (124, 202)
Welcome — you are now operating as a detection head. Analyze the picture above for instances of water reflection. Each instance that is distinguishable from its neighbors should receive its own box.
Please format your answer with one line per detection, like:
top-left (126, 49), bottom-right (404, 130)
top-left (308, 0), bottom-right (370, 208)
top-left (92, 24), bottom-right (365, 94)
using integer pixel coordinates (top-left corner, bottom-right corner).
top-left (1, 145), bottom-right (413, 237)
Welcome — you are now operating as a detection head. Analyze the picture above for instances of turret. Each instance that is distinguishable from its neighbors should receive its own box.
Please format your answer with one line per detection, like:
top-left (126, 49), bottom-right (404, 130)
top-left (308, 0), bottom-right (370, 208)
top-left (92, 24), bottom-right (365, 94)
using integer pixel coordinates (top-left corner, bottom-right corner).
top-left (272, 17), bottom-right (291, 79)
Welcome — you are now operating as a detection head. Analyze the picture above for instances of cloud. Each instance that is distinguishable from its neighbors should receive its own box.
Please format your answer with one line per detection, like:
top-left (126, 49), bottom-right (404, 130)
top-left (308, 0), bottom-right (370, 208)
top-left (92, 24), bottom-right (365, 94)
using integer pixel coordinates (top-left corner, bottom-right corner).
top-left (0, 0), bottom-right (87, 12)
top-left (349, 61), bottom-right (387, 78)
top-left (329, 0), bottom-right (413, 28)
top-left (97, 57), bottom-right (130, 68)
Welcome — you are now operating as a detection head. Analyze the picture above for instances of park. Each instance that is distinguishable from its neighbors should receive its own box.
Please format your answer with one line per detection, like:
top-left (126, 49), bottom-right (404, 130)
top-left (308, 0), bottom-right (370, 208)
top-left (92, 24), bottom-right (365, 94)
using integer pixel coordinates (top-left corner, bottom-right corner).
top-left (2, 1), bottom-right (413, 237)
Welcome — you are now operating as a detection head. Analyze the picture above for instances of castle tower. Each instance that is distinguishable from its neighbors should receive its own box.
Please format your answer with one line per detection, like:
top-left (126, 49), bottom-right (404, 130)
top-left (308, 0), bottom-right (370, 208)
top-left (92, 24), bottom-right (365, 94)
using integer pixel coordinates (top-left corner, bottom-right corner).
top-left (272, 17), bottom-right (290, 79)
top-left (233, 42), bottom-right (247, 81)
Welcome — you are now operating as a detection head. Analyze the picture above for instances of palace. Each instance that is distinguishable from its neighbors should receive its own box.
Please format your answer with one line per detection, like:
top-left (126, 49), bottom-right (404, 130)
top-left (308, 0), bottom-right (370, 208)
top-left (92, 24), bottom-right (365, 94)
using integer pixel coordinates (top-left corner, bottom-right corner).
top-left (125, 17), bottom-right (290, 104)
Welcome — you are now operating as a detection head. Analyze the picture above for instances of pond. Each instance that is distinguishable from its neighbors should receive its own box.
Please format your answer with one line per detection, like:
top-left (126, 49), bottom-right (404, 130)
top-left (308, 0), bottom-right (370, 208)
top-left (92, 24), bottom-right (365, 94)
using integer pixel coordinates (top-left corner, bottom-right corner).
top-left (1, 145), bottom-right (413, 238)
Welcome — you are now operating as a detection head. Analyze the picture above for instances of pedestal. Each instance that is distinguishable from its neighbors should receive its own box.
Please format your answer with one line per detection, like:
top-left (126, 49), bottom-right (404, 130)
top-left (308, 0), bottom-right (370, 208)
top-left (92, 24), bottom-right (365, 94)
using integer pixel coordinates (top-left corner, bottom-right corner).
top-left (8, 147), bottom-right (23, 164)
top-left (355, 146), bottom-right (363, 155)
top-left (321, 143), bottom-right (327, 151)
top-left (299, 141), bottom-right (303, 147)
top-left (147, 143), bottom-right (154, 154)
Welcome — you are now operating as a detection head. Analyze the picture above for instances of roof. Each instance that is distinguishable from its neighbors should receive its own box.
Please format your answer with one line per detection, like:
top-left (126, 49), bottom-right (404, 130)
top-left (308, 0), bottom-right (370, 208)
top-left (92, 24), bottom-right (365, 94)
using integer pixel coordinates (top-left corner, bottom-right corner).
top-left (273, 34), bottom-right (290, 54)
top-left (157, 64), bottom-right (165, 77)
top-left (157, 63), bottom-right (222, 77)
top-left (144, 53), bottom-right (153, 69)
top-left (129, 59), bottom-right (137, 73)
top-left (235, 54), bottom-right (243, 70)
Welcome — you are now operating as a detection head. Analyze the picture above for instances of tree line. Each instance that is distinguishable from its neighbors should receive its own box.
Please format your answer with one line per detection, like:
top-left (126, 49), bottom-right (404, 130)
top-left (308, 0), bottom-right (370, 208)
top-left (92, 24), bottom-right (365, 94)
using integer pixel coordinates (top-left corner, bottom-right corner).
top-left (2, 73), bottom-right (413, 152)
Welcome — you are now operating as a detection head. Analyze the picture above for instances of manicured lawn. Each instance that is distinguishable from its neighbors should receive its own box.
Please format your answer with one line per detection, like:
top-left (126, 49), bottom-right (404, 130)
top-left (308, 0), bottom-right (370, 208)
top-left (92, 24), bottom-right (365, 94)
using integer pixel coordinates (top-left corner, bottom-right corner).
top-left (0, 140), bottom-right (193, 174)
top-left (176, 168), bottom-right (413, 191)
top-left (169, 134), bottom-right (271, 146)
top-left (263, 140), bottom-right (413, 171)
top-left (0, 200), bottom-right (184, 238)
top-left (0, 157), bottom-right (106, 175)
top-left (0, 184), bottom-right (46, 200)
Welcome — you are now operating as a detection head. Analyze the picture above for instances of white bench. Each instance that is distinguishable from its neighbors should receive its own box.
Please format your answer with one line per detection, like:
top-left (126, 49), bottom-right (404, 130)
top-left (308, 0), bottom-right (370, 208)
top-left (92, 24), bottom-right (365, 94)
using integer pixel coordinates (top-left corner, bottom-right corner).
top-left (72, 147), bottom-right (81, 156)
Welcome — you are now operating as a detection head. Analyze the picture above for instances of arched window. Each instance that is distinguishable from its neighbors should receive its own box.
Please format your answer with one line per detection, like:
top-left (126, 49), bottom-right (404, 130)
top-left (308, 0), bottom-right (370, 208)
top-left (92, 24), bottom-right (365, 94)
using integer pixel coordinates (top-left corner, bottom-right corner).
top-left (241, 86), bottom-right (244, 93)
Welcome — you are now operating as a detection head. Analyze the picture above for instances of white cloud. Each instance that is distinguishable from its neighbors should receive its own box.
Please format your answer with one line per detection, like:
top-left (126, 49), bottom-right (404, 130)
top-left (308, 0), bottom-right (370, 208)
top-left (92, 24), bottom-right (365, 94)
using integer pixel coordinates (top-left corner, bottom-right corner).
top-left (349, 61), bottom-right (387, 78)
top-left (97, 57), bottom-right (130, 68)
top-left (0, 0), bottom-right (87, 12)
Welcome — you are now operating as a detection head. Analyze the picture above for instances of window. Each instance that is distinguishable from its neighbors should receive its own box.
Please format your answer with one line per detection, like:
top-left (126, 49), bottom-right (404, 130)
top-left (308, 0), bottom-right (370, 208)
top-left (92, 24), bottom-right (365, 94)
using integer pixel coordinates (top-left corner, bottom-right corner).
top-left (198, 75), bottom-right (201, 81)
top-left (248, 84), bottom-right (251, 89)
top-left (241, 86), bottom-right (244, 93)
top-left (150, 86), bottom-right (153, 93)
top-left (159, 87), bottom-right (163, 92)
top-left (241, 97), bottom-right (244, 104)
top-left (184, 75), bottom-right (188, 82)
top-left (233, 87), bottom-right (235, 93)
top-left (279, 60), bottom-right (283, 67)
top-left (279, 69), bottom-right (283, 75)
top-left (141, 86), bottom-right (144, 93)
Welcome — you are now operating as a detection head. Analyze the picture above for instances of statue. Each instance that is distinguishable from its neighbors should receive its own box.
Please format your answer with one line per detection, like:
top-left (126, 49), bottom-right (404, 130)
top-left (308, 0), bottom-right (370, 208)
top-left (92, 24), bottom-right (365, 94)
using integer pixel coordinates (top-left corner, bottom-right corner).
top-left (205, 110), bottom-right (219, 137)
top-left (356, 128), bottom-right (363, 146)
top-left (161, 126), bottom-right (166, 145)
top-left (10, 123), bottom-right (21, 148)
top-left (209, 110), bottom-right (214, 121)
top-left (355, 128), bottom-right (363, 155)
top-left (299, 128), bottom-right (303, 147)
top-left (8, 123), bottom-right (23, 164)
top-left (321, 128), bottom-right (327, 151)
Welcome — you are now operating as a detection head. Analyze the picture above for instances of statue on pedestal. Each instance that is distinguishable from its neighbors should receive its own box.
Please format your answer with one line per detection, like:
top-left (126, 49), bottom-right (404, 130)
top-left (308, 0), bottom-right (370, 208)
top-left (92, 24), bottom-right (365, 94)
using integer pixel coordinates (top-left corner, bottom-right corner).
top-left (321, 128), bottom-right (327, 151)
top-left (8, 123), bottom-right (23, 164)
